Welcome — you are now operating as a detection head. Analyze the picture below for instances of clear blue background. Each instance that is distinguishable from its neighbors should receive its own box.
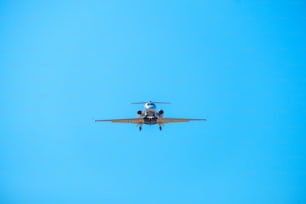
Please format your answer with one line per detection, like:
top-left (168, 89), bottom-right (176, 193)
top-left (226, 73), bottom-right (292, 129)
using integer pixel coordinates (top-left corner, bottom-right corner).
top-left (1, 0), bottom-right (306, 203)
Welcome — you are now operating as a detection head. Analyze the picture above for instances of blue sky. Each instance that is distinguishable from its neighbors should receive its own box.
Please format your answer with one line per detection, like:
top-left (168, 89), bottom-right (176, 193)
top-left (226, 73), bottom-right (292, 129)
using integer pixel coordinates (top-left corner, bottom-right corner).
top-left (1, 0), bottom-right (306, 203)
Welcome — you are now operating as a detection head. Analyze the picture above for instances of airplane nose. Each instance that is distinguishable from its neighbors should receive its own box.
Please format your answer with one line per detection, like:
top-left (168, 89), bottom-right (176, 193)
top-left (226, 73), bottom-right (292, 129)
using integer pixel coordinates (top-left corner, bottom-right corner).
top-left (145, 103), bottom-right (155, 109)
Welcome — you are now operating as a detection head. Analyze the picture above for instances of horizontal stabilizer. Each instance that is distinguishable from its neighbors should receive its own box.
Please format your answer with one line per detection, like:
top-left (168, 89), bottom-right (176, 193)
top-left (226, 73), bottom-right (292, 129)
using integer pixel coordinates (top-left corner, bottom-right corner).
top-left (130, 101), bottom-right (171, 104)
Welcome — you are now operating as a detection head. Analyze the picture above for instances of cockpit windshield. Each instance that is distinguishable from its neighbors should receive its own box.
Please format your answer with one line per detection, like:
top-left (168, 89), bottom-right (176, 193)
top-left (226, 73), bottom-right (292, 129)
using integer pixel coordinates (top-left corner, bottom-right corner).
top-left (145, 102), bottom-right (156, 109)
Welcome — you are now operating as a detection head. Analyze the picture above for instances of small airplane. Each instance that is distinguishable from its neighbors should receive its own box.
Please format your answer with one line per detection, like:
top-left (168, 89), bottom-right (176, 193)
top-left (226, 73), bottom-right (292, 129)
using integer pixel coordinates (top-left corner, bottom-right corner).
top-left (95, 101), bottom-right (206, 131)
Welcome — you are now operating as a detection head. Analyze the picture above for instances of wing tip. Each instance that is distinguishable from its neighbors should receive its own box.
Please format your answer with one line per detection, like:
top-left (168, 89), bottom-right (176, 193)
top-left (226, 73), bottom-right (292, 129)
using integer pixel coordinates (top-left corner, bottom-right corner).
top-left (95, 120), bottom-right (111, 122)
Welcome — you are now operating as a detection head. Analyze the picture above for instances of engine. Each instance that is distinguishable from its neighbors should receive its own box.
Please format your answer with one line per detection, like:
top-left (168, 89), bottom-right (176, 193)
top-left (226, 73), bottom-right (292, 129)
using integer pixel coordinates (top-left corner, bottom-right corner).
top-left (137, 110), bottom-right (142, 116)
top-left (158, 110), bottom-right (164, 117)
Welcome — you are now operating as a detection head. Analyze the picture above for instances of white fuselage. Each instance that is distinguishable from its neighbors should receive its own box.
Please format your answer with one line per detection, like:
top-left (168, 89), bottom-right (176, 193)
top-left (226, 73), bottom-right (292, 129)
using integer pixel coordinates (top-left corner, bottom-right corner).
top-left (141, 102), bottom-right (162, 125)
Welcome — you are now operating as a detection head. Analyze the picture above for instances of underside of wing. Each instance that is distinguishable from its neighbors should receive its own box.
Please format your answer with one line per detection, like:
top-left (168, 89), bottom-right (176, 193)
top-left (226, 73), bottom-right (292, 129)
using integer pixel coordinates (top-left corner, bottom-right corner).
top-left (95, 118), bottom-right (144, 124)
top-left (157, 118), bottom-right (206, 124)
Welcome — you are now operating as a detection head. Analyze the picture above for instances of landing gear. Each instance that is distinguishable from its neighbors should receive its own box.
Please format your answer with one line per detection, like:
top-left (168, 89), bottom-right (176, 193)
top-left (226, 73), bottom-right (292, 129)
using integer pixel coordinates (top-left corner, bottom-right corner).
top-left (139, 126), bottom-right (142, 131)
top-left (159, 126), bottom-right (162, 131)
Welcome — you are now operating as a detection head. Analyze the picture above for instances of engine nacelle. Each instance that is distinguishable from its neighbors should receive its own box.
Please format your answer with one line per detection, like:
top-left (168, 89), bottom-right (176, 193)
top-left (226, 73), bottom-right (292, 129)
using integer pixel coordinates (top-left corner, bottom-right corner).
top-left (158, 110), bottom-right (164, 117)
top-left (137, 110), bottom-right (142, 116)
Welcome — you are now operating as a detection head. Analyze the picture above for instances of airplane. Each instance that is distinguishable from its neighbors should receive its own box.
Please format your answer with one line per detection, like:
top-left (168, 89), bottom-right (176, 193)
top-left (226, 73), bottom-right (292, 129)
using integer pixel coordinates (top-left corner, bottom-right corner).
top-left (95, 101), bottom-right (206, 131)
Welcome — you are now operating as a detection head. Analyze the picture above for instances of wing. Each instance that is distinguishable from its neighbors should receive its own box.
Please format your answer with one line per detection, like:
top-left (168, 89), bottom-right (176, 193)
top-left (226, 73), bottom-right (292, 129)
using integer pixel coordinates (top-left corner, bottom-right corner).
top-left (157, 118), bottom-right (206, 124)
top-left (95, 118), bottom-right (144, 124)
